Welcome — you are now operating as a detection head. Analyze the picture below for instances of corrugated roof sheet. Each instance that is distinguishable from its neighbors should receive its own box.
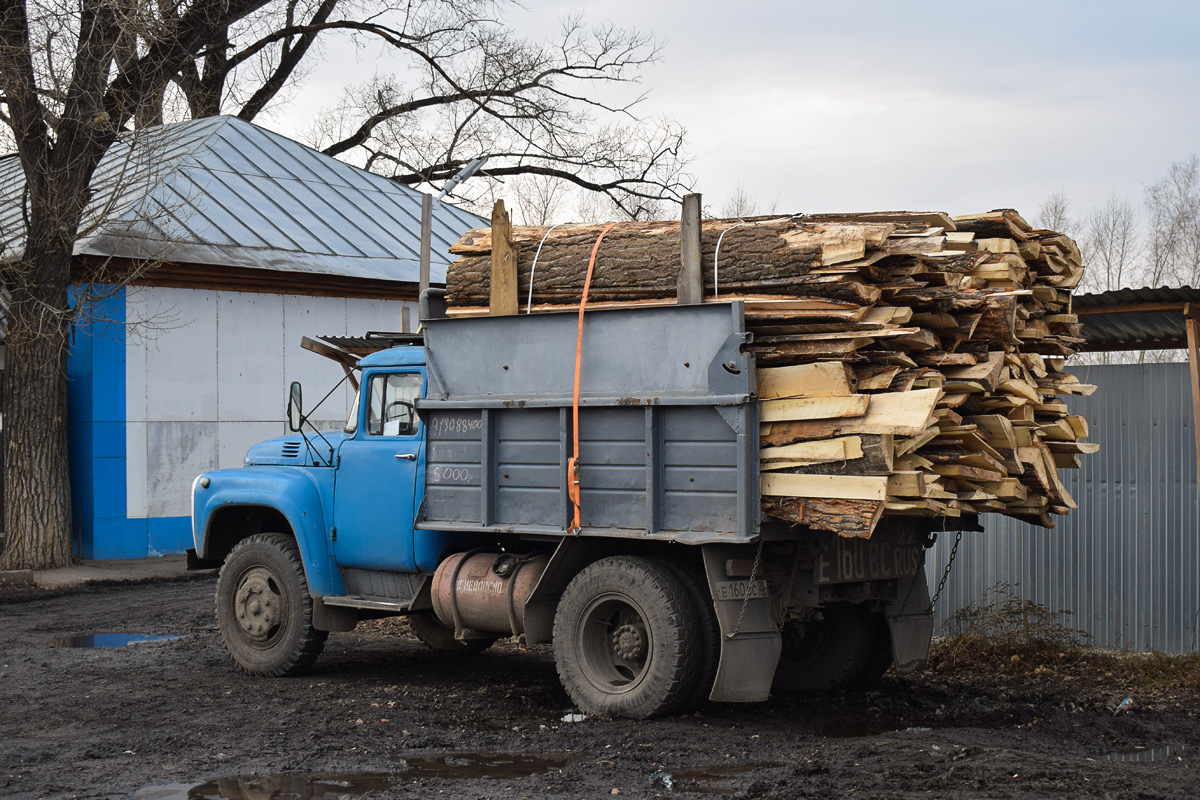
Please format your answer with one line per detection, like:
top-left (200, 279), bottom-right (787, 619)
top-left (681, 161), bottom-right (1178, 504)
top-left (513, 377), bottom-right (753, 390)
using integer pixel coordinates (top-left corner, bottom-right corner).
top-left (1076, 285), bottom-right (1200, 351)
top-left (0, 116), bottom-right (484, 284)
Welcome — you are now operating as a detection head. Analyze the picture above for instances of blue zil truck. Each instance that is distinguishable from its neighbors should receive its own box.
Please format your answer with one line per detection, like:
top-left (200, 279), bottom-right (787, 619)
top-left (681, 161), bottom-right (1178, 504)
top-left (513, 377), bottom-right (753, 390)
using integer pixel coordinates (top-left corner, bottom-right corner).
top-left (190, 298), bottom-right (938, 718)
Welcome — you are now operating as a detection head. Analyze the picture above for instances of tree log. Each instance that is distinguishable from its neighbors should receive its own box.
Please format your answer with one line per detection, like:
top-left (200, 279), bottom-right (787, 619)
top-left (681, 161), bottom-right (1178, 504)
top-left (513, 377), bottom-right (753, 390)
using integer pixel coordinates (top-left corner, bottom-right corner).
top-left (761, 496), bottom-right (885, 538)
top-left (446, 219), bottom-right (895, 306)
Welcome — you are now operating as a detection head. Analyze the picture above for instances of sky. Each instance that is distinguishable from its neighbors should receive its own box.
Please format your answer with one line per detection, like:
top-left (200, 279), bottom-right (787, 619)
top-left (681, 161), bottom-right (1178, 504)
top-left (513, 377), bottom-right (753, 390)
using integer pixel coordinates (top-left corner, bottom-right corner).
top-left (273, 0), bottom-right (1200, 225)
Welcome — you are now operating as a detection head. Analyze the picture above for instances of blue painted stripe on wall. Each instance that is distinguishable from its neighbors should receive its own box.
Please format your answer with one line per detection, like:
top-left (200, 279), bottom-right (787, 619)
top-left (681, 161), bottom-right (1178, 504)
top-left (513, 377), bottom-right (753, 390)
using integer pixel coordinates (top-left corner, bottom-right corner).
top-left (67, 285), bottom-right (193, 559)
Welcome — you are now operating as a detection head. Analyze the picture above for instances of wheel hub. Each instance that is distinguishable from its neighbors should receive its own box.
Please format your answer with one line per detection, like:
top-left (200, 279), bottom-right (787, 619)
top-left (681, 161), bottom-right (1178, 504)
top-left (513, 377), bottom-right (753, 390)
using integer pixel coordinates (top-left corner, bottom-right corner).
top-left (610, 624), bottom-right (645, 660)
top-left (235, 569), bottom-right (282, 641)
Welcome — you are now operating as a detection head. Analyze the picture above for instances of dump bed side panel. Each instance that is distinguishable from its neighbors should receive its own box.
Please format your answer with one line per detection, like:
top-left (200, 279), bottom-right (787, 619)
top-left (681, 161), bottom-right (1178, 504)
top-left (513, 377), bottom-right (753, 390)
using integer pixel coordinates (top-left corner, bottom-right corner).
top-left (417, 303), bottom-right (759, 544)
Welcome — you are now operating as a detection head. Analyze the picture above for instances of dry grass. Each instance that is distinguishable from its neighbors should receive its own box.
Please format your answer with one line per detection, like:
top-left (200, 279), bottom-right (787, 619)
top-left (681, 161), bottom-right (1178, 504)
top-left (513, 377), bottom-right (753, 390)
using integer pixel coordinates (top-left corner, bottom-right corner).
top-left (927, 583), bottom-right (1200, 696)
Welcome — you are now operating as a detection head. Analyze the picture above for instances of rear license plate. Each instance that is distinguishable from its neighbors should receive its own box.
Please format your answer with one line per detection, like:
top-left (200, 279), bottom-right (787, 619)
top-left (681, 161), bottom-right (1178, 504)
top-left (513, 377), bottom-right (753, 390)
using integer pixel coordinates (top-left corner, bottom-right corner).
top-left (815, 536), bottom-right (925, 585)
top-left (713, 579), bottom-right (769, 602)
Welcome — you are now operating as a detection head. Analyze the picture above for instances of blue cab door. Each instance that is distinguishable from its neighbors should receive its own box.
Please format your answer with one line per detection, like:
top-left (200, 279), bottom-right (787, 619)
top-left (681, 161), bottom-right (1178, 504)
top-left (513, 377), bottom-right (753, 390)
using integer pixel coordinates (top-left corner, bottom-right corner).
top-left (332, 370), bottom-right (424, 572)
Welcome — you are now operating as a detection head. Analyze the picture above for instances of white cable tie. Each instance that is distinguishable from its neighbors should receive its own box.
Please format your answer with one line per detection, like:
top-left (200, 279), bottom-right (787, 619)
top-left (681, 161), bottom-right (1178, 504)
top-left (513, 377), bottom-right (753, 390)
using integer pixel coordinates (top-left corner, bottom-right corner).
top-left (527, 222), bottom-right (570, 314)
top-left (713, 214), bottom-right (804, 299)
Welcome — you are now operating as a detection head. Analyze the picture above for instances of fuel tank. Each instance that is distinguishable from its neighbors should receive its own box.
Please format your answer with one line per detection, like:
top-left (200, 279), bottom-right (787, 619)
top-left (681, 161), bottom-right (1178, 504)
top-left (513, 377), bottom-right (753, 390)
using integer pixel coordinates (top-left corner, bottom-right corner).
top-left (430, 552), bottom-right (550, 635)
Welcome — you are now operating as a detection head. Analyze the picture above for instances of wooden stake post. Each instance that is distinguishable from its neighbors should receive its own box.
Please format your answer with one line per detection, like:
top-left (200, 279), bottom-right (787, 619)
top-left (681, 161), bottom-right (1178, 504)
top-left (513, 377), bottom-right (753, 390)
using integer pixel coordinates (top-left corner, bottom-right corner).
top-left (1185, 304), bottom-right (1200, 496)
top-left (678, 193), bottom-right (703, 305)
top-left (489, 200), bottom-right (519, 315)
top-left (419, 193), bottom-right (433, 298)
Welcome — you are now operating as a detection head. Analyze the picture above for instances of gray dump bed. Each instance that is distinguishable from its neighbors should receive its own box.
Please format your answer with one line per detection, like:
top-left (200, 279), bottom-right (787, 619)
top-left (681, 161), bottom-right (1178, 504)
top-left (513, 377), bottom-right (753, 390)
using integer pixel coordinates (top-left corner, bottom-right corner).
top-left (416, 303), bottom-right (760, 544)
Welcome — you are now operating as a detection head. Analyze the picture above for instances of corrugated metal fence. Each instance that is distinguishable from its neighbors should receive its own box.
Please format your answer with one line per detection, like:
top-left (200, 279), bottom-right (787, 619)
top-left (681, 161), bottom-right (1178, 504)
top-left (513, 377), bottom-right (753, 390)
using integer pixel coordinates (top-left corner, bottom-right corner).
top-left (924, 363), bottom-right (1200, 654)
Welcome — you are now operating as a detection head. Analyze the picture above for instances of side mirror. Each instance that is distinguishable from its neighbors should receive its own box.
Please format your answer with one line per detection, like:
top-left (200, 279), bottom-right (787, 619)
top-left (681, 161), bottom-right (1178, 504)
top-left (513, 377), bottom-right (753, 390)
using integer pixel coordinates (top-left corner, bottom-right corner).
top-left (287, 381), bottom-right (303, 432)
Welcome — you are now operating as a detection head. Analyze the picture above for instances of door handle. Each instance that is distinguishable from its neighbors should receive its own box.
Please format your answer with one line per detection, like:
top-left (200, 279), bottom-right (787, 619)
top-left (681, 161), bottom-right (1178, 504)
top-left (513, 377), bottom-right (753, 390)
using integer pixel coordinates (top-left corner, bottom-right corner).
top-left (395, 453), bottom-right (417, 460)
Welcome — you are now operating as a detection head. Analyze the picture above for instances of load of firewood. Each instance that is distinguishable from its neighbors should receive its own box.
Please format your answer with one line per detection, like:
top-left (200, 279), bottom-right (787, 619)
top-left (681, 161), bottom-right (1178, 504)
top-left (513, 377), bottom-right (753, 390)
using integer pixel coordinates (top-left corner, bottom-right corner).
top-left (444, 208), bottom-right (1095, 537)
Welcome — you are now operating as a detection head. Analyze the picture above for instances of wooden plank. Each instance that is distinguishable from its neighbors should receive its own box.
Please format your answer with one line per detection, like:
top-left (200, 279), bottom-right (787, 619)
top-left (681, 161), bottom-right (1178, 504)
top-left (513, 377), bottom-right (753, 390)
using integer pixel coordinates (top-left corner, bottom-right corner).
top-left (781, 434), bottom-right (894, 475)
top-left (761, 388), bottom-right (942, 443)
top-left (1000, 378), bottom-right (1042, 403)
top-left (759, 394), bottom-right (870, 423)
top-left (757, 362), bottom-right (855, 399)
top-left (760, 473), bottom-right (889, 501)
top-left (760, 436), bottom-right (862, 464)
top-left (932, 464), bottom-right (1005, 482)
top-left (488, 200), bottom-right (518, 316)
top-left (895, 426), bottom-right (939, 457)
top-left (854, 365), bottom-right (901, 391)
top-left (943, 351), bottom-right (1006, 390)
top-left (887, 471), bottom-right (926, 497)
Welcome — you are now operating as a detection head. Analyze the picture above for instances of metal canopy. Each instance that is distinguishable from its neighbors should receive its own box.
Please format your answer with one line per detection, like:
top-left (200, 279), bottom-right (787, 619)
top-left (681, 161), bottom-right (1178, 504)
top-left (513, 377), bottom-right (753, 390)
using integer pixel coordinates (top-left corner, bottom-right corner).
top-left (1076, 285), bottom-right (1200, 351)
top-left (1074, 285), bottom-right (1200, 495)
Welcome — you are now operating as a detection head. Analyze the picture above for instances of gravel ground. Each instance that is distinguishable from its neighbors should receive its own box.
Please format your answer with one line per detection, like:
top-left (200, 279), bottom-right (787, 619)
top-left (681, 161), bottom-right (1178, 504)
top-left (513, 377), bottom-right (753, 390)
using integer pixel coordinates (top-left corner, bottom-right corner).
top-left (1, 575), bottom-right (1197, 799)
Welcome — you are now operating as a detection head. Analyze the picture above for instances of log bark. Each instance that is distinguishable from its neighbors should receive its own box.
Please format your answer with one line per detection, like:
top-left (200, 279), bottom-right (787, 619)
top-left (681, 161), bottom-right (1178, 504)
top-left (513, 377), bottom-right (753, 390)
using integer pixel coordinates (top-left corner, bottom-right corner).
top-left (446, 219), bottom-right (894, 306)
top-left (761, 496), bottom-right (885, 538)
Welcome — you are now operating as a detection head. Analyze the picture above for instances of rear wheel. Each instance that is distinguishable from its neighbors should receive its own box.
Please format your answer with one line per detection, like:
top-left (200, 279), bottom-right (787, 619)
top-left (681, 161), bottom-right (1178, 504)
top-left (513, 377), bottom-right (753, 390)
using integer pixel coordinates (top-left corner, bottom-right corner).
top-left (849, 612), bottom-right (894, 689)
top-left (215, 533), bottom-right (327, 676)
top-left (408, 610), bottom-right (498, 653)
top-left (661, 560), bottom-right (720, 710)
top-left (773, 603), bottom-right (873, 692)
top-left (553, 557), bottom-right (700, 719)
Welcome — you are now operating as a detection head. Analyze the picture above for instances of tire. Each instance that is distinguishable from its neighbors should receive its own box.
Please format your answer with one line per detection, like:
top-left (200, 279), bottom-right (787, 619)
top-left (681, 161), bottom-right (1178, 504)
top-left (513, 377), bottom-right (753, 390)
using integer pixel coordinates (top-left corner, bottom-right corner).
top-left (553, 556), bottom-right (700, 719)
top-left (661, 560), bottom-right (720, 710)
top-left (408, 610), bottom-right (498, 654)
top-left (849, 612), bottom-right (894, 690)
top-left (215, 533), bottom-right (327, 677)
top-left (773, 603), bottom-right (873, 693)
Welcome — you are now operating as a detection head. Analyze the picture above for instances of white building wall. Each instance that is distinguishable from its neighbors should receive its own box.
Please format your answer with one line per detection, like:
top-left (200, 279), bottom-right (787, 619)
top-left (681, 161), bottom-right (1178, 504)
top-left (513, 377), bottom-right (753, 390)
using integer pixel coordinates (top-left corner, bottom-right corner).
top-left (125, 285), bottom-right (414, 519)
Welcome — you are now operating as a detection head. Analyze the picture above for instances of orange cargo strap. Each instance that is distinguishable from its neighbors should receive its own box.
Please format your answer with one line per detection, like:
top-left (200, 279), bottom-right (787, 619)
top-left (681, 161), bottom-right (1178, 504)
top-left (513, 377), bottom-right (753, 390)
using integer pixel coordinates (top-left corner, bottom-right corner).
top-left (568, 223), bottom-right (617, 534)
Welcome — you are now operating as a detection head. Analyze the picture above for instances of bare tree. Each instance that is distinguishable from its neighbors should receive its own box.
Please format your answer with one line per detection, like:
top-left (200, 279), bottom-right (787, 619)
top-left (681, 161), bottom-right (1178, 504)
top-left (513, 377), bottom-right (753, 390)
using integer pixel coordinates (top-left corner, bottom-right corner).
top-left (575, 188), bottom-right (665, 223)
top-left (717, 182), bottom-right (780, 220)
top-left (0, 0), bottom-right (271, 569)
top-left (1144, 155), bottom-right (1200, 287)
top-left (512, 173), bottom-right (568, 227)
top-left (1080, 192), bottom-right (1140, 294)
top-left (151, 2), bottom-right (692, 216)
top-left (1035, 190), bottom-right (1080, 238)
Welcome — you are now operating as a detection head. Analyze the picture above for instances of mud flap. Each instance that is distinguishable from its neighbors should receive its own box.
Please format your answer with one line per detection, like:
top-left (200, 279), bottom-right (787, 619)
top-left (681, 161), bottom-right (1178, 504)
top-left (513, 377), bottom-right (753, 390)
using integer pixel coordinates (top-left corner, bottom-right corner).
top-left (701, 544), bottom-right (781, 702)
top-left (886, 571), bottom-right (934, 673)
top-left (312, 598), bottom-right (358, 632)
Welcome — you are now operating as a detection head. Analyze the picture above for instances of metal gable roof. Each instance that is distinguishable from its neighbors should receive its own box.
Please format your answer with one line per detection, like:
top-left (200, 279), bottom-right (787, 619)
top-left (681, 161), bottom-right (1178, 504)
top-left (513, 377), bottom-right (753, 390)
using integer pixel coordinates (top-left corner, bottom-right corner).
top-left (0, 116), bottom-right (485, 285)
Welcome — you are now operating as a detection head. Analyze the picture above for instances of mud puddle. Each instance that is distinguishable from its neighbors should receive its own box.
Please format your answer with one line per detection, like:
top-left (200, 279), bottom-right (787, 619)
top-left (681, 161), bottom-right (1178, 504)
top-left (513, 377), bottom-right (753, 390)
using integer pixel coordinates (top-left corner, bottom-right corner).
top-left (650, 761), bottom-right (782, 794)
top-left (131, 753), bottom-right (571, 799)
top-left (51, 633), bottom-right (182, 648)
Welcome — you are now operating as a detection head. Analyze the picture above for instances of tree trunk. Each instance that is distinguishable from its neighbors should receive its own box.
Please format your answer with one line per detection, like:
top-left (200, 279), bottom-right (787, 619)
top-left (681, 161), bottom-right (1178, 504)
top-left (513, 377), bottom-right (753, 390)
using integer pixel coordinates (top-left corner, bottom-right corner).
top-left (1, 259), bottom-right (74, 570)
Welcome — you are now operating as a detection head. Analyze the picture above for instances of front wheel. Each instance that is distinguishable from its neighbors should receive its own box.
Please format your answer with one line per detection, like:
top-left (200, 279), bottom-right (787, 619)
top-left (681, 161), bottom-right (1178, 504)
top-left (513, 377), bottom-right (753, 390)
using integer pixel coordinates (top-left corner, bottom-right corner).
top-left (553, 556), bottom-right (700, 719)
top-left (215, 533), bottom-right (327, 676)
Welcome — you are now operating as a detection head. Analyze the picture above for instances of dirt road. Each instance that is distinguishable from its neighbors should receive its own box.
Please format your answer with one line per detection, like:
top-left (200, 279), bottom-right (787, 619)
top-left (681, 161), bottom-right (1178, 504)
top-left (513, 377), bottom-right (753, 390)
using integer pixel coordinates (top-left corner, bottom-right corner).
top-left (1, 576), bottom-right (1196, 799)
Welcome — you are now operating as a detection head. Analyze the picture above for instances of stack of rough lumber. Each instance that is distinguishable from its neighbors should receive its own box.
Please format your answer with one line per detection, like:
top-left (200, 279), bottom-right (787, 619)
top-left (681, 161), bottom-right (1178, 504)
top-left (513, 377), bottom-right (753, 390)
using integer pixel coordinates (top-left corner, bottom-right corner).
top-left (444, 209), bottom-right (1096, 538)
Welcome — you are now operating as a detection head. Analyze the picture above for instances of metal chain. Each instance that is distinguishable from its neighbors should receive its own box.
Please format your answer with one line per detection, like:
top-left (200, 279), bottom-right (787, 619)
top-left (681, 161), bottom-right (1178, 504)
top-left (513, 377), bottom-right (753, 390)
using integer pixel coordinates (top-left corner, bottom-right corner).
top-left (727, 539), bottom-right (765, 639)
top-left (777, 542), bottom-right (805, 632)
top-left (928, 530), bottom-right (963, 612)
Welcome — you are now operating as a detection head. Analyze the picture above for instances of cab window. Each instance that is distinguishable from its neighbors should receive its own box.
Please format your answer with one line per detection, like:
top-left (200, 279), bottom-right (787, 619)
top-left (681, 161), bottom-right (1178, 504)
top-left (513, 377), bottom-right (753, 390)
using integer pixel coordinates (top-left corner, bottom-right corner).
top-left (365, 373), bottom-right (422, 436)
